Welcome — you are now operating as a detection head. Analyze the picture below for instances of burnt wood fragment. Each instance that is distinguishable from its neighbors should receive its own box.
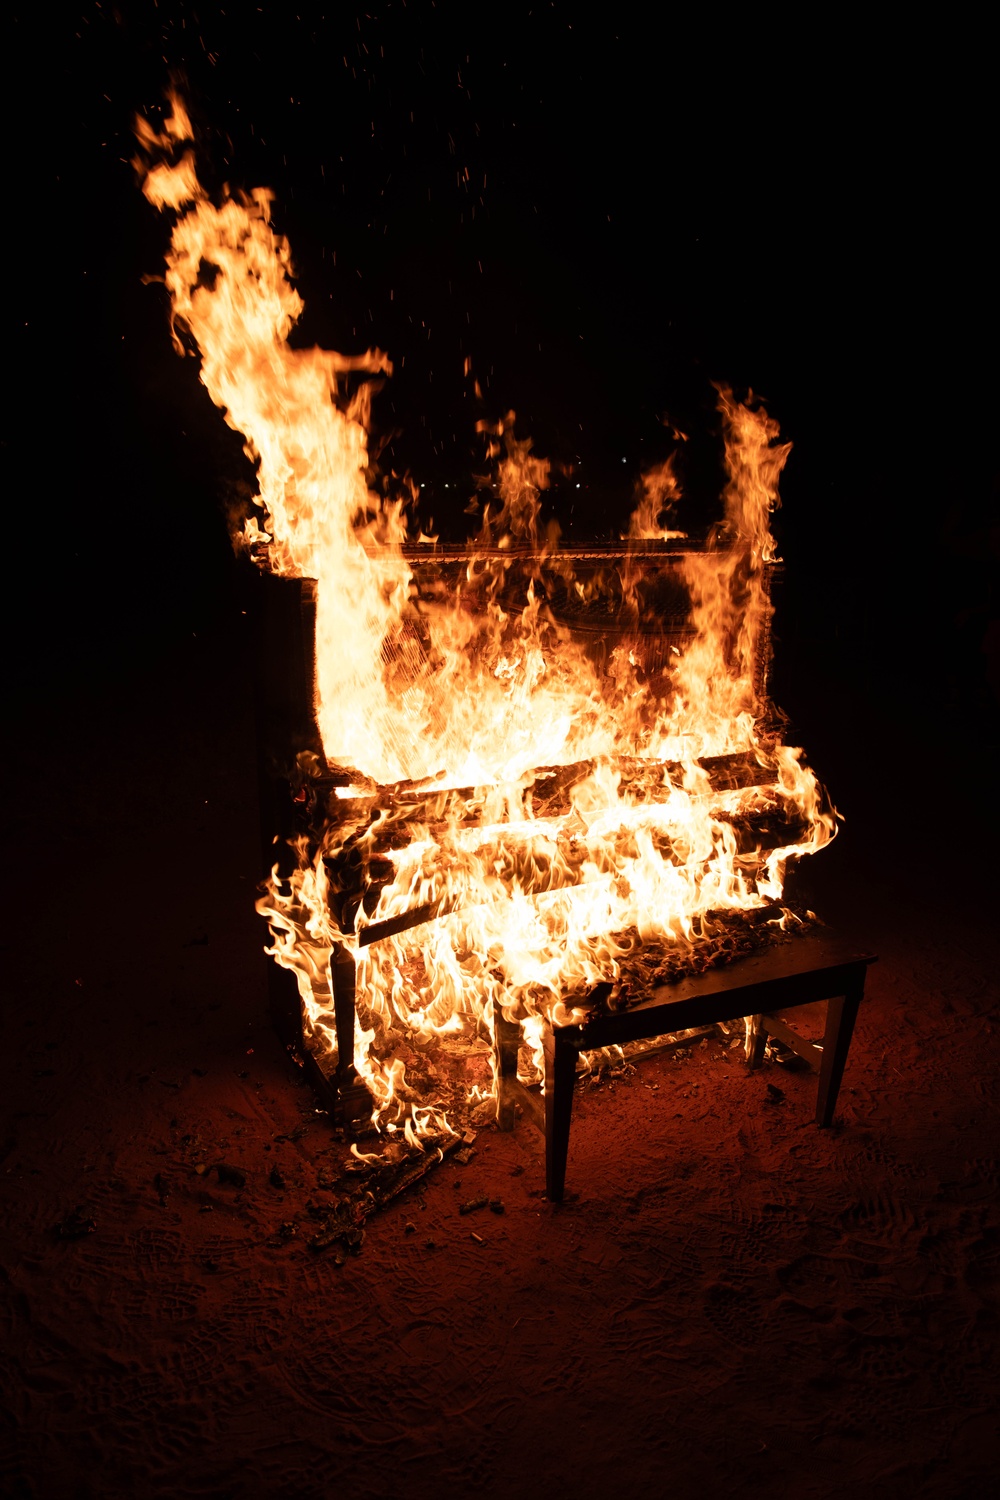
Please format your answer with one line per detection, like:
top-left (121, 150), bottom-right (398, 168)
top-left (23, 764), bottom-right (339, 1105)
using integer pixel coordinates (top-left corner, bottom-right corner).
top-left (307, 1130), bottom-right (471, 1253)
top-left (356, 898), bottom-right (455, 948)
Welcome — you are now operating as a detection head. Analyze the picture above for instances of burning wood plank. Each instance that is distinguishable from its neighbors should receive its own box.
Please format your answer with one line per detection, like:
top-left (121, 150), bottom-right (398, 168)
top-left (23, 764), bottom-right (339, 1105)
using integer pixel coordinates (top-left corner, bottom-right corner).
top-left (306, 748), bottom-right (780, 829)
top-left (344, 799), bottom-right (806, 947)
top-left (317, 749), bottom-right (794, 942)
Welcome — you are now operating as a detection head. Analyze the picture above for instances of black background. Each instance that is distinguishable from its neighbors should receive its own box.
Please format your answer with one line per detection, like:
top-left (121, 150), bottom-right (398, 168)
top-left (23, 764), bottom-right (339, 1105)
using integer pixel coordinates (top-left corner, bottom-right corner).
top-left (6, 2), bottom-right (997, 807)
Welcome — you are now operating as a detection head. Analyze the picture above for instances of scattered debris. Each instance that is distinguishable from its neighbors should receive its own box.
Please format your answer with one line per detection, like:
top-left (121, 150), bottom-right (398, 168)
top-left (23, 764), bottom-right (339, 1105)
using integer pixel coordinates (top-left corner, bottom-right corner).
top-left (489, 1198), bottom-right (505, 1214)
top-left (53, 1207), bottom-right (96, 1240)
top-left (404, 1222), bottom-right (416, 1234)
top-left (277, 1221), bottom-right (297, 1240)
top-left (453, 1146), bottom-right (476, 1165)
top-left (273, 1125), bottom-right (308, 1142)
top-left (765, 1083), bottom-right (786, 1105)
top-left (459, 1194), bottom-right (489, 1216)
top-left (470, 1231), bottom-right (484, 1243)
top-left (268, 1166), bottom-right (286, 1190)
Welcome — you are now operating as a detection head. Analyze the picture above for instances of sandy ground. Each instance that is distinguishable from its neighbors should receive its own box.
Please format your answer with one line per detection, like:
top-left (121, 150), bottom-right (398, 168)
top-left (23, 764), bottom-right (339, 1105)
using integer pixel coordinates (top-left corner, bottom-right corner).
top-left (2, 622), bottom-right (999, 1499)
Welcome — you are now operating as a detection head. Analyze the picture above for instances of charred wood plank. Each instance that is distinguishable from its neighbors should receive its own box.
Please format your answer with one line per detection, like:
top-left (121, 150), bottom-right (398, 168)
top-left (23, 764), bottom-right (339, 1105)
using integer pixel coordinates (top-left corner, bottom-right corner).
top-left (363, 1129), bottom-right (470, 1210)
top-left (582, 1023), bottom-right (723, 1068)
top-left (307, 1129), bottom-right (471, 1253)
top-left (356, 897), bottom-right (459, 947)
top-left (759, 1011), bottom-right (824, 1072)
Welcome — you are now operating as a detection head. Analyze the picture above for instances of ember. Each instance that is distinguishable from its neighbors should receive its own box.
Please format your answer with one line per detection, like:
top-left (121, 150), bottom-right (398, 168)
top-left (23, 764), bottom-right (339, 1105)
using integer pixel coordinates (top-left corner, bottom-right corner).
top-left (136, 96), bottom-right (843, 1175)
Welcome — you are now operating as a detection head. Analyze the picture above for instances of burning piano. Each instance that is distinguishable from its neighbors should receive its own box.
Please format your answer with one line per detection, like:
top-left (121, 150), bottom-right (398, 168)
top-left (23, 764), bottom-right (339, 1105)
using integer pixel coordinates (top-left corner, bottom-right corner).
top-left (137, 96), bottom-right (875, 1202)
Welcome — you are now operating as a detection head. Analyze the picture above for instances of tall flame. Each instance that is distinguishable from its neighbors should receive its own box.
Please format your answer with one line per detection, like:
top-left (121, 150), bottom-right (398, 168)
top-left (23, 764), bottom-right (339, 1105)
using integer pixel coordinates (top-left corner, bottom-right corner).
top-left (137, 98), bottom-right (835, 1133)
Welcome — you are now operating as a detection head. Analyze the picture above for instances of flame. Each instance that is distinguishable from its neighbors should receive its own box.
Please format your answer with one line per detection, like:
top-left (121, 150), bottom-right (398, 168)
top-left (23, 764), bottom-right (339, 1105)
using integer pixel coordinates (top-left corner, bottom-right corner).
top-left (137, 99), bottom-right (836, 1136)
top-left (627, 456), bottom-right (687, 541)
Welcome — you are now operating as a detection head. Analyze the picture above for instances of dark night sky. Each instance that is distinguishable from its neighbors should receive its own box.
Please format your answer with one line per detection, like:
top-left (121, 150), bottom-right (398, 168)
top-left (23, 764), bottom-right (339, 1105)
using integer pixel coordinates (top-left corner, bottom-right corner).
top-left (5, 2), bottom-right (997, 783)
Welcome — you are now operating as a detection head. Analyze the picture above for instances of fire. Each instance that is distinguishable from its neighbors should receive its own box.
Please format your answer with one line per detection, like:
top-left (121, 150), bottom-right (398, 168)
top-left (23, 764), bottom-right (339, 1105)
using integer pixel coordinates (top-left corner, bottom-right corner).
top-left (137, 97), bottom-right (836, 1136)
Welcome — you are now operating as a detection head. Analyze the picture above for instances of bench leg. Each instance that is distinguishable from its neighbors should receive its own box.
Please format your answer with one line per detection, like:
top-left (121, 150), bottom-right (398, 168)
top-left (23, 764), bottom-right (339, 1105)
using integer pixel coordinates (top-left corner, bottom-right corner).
top-left (330, 943), bottom-right (376, 1133)
top-left (493, 1011), bottom-right (521, 1132)
top-left (747, 1014), bottom-right (767, 1069)
top-left (543, 1024), bottom-right (578, 1203)
top-left (332, 942), bottom-right (358, 1081)
top-left (816, 976), bottom-right (865, 1127)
